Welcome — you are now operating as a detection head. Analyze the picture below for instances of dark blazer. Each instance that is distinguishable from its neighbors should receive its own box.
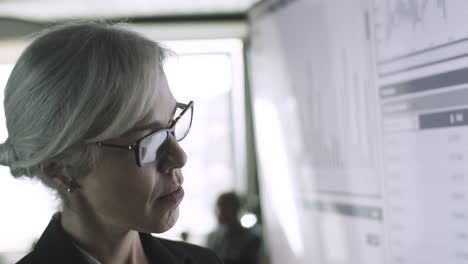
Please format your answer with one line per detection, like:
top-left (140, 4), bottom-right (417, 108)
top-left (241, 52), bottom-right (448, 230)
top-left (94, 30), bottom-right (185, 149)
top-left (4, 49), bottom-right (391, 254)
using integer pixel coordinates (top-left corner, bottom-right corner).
top-left (16, 213), bottom-right (222, 264)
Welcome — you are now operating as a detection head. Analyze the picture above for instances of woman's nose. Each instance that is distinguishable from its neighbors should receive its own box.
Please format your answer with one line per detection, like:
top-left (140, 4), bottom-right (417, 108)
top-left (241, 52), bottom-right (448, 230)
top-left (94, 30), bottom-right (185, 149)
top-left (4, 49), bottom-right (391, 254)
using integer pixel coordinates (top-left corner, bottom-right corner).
top-left (157, 135), bottom-right (187, 173)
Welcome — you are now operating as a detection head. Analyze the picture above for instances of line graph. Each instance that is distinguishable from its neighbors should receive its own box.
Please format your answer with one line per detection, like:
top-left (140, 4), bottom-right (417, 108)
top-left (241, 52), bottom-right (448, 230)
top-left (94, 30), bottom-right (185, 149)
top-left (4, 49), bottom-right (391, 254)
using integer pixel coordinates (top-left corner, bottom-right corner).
top-left (383, 0), bottom-right (447, 40)
top-left (374, 0), bottom-right (468, 63)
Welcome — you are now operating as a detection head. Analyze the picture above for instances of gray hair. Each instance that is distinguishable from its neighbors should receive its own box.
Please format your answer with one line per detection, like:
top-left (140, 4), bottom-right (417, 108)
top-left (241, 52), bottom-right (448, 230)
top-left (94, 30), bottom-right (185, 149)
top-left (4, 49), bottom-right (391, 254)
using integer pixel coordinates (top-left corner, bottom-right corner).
top-left (0, 22), bottom-right (170, 184)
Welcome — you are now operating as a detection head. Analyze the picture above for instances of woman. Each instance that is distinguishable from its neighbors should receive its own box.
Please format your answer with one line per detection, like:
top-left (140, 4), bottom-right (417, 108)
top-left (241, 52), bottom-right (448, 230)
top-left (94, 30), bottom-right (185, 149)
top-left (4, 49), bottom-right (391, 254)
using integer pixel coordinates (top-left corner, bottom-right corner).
top-left (0, 22), bottom-right (221, 264)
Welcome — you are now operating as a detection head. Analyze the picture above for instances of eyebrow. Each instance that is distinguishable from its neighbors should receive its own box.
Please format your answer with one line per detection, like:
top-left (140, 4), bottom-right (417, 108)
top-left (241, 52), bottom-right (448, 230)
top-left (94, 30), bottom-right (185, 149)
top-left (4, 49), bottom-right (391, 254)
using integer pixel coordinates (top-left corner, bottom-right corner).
top-left (123, 103), bottom-right (179, 137)
top-left (126, 120), bottom-right (165, 135)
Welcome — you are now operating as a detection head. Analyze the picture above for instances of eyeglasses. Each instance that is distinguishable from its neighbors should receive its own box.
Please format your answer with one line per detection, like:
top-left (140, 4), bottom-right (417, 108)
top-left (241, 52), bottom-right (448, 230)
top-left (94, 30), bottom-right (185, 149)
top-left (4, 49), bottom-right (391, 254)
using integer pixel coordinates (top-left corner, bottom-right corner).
top-left (97, 101), bottom-right (193, 167)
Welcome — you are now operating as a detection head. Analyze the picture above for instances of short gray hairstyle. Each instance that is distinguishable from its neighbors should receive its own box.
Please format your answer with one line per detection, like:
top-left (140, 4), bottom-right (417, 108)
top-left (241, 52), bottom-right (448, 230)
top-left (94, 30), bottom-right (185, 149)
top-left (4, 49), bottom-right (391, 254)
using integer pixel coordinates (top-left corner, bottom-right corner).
top-left (0, 22), bottom-right (170, 185)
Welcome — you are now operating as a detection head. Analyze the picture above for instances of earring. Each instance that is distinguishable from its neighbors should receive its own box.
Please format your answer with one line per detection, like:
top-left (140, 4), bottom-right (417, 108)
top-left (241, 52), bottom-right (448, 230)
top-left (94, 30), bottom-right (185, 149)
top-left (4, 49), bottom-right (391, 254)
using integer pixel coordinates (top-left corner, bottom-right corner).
top-left (67, 179), bottom-right (78, 193)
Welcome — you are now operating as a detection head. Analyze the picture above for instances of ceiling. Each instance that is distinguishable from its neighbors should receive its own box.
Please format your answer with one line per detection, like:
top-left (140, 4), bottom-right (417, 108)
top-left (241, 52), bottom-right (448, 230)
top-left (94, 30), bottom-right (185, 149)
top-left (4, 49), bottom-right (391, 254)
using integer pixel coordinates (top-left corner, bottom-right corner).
top-left (0, 0), bottom-right (260, 21)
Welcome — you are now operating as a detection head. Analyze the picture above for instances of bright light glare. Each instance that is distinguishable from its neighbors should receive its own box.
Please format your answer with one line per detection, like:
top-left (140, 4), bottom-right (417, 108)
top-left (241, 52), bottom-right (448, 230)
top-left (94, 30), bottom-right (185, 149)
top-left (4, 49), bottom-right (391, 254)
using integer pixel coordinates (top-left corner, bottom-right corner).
top-left (254, 99), bottom-right (304, 257)
top-left (151, 43), bottom-right (239, 245)
top-left (164, 54), bottom-right (232, 99)
top-left (0, 64), bottom-right (12, 90)
top-left (240, 213), bottom-right (258, 228)
top-left (0, 65), bottom-right (57, 253)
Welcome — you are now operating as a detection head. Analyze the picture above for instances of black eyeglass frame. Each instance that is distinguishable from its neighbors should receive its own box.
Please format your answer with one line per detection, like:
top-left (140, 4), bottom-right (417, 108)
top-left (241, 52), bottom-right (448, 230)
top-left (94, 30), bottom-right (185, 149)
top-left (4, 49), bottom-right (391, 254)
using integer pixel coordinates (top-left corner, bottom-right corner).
top-left (96, 101), bottom-right (194, 167)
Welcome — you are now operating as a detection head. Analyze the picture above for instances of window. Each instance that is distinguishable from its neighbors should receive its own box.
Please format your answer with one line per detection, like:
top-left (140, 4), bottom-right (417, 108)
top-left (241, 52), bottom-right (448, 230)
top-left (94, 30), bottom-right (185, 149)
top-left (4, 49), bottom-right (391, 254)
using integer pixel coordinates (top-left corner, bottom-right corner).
top-left (160, 39), bottom-right (244, 244)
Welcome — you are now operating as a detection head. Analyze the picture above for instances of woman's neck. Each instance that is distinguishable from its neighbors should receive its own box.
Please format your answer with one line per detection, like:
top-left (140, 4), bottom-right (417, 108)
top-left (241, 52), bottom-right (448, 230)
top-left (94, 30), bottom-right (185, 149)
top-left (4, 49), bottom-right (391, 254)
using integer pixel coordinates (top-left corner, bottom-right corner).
top-left (60, 209), bottom-right (149, 264)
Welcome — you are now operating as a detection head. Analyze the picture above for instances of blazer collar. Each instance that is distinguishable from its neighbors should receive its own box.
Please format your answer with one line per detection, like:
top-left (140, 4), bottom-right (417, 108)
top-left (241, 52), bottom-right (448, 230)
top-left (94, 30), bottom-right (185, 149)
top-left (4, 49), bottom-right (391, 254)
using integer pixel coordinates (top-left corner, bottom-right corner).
top-left (33, 213), bottom-right (187, 264)
top-left (140, 233), bottom-right (186, 264)
top-left (33, 213), bottom-right (88, 264)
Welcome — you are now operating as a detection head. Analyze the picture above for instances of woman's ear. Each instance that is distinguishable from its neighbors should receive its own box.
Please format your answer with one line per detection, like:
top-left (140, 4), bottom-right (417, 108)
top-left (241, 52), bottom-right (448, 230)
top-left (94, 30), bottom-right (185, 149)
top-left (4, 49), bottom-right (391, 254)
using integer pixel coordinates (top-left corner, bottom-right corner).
top-left (37, 163), bottom-right (79, 193)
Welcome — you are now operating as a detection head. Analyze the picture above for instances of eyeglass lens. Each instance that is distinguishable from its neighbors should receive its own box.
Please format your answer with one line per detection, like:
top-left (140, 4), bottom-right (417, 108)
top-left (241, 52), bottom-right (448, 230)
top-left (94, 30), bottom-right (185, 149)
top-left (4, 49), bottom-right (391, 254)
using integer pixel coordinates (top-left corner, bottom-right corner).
top-left (139, 131), bottom-right (167, 166)
top-left (175, 105), bottom-right (192, 141)
top-left (139, 104), bottom-right (192, 166)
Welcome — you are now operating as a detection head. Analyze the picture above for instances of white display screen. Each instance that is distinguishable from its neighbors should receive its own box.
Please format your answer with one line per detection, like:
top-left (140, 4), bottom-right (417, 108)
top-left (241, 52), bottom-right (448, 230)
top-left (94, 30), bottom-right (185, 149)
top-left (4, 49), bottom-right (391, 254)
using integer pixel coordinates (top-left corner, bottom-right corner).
top-left (248, 0), bottom-right (468, 263)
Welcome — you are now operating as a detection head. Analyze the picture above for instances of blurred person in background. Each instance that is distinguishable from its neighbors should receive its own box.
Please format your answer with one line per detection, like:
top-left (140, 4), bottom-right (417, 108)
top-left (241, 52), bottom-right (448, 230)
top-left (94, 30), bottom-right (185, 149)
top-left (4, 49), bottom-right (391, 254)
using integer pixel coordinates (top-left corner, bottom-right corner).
top-left (206, 192), bottom-right (261, 264)
top-left (180, 231), bottom-right (190, 242)
top-left (0, 22), bottom-right (222, 264)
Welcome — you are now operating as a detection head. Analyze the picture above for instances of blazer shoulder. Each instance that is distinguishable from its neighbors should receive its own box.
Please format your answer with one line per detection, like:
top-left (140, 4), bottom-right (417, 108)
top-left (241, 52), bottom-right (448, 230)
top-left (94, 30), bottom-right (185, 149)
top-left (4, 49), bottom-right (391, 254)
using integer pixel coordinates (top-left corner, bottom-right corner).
top-left (156, 237), bottom-right (222, 264)
top-left (15, 251), bottom-right (38, 264)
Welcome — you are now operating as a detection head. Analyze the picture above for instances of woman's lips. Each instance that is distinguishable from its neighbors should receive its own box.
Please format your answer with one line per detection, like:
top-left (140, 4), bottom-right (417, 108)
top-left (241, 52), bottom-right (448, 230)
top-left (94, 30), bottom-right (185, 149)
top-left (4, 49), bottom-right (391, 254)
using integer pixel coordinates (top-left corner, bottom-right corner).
top-left (158, 186), bottom-right (184, 203)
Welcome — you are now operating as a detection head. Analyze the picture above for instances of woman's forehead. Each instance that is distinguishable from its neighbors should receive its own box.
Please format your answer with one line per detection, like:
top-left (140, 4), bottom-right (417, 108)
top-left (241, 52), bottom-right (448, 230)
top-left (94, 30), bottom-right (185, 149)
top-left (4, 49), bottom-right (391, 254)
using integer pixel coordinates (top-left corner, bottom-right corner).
top-left (135, 81), bottom-right (177, 127)
top-left (132, 94), bottom-right (176, 130)
top-left (115, 100), bottom-right (176, 143)
top-left (138, 99), bottom-right (176, 129)
top-left (120, 73), bottom-right (177, 140)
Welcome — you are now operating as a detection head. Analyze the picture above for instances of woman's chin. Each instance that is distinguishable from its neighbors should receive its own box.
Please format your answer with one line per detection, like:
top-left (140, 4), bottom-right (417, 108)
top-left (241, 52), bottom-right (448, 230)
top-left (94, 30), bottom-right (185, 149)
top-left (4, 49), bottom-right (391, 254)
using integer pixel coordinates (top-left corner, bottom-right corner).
top-left (150, 207), bottom-right (180, 233)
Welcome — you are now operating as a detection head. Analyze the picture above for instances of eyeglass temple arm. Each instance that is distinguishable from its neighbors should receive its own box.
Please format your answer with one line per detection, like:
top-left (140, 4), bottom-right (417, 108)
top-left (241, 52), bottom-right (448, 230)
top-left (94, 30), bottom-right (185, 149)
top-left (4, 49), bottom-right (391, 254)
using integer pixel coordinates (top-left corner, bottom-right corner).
top-left (176, 102), bottom-right (186, 108)
top-left (170, 101), bottom-right (193, 125)
top-left (96, 142), bottom-right (135, 150)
